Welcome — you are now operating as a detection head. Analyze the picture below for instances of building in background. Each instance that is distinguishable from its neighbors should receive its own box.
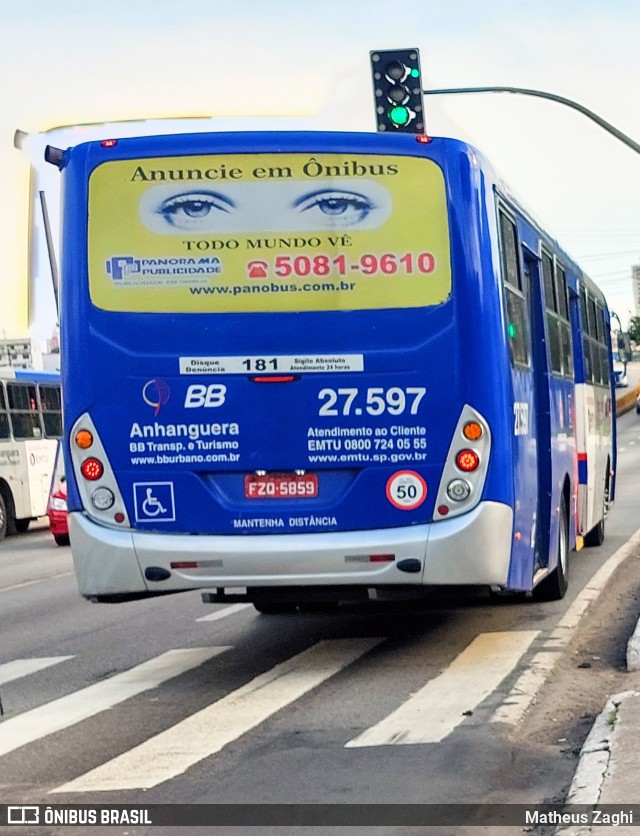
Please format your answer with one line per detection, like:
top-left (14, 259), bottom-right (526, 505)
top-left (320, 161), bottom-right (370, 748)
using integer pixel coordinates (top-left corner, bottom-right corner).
top-left (0, 330), bottom-right (59, 372)
top-left (0, 337), bottom-right (33, 368)
top-left (43, 330), bottom-right (60, 371)
top-left (633, 263), bottom-right (640, 317)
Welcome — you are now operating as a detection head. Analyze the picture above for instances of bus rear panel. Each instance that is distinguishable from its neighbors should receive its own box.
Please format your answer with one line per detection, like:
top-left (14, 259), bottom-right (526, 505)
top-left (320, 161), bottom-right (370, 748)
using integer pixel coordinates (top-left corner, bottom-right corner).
top-left (55, 131), bottom-right (612, 605)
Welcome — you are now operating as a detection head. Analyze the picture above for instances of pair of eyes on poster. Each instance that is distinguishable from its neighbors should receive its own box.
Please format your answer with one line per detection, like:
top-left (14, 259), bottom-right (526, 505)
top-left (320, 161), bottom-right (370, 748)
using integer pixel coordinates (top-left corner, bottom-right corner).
top-left (137, 180), bottom-right (393, 234)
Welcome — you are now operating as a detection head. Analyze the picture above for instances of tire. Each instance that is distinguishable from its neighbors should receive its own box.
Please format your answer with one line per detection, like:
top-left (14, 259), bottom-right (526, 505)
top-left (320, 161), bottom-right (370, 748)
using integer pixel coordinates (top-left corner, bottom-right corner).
top-left (252, 601), bottom-right (298, 615)
top-left (583, 518), bottom-right (605, 548)
top-left (3, 495), bottom-right (17, 536)
top-left (0, 493), bottom-right (7, 542)
top-left (14, 519), bottom-right (30, 534)
top-left (54, 533), bottom-right (70, 547)
top-left (584, 471), bottom-right (609, 548)
top-left (534, 501), bottom-right (569, 601)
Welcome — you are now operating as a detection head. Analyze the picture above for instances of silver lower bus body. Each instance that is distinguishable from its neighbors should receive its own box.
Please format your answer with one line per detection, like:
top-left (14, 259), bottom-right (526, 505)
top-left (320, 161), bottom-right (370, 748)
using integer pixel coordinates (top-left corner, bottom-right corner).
top-left (69, 501), bottom-right (513, 601)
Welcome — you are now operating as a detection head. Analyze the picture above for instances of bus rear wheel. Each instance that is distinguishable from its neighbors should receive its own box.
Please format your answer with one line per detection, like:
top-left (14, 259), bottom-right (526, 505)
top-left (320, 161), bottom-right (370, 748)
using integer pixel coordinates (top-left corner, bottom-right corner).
top-left (534, 501), bottom-right (569, 601)
top-left (14, 519), bottom-right (30, 534)
top-left (584, 472), bottom-right (609, 548)
top-left (0, 493), bottom-right (7, 541)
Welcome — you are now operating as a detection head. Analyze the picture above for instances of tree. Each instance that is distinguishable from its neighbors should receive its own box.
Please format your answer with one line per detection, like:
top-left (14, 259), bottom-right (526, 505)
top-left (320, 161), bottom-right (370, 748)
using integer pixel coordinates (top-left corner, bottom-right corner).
top-left (627, 316), bottom-right (640, 346)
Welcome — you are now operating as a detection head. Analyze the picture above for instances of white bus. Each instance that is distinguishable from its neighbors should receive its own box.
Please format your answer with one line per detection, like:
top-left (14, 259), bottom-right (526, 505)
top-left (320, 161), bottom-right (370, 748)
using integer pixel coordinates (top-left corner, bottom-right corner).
top-left (0, 368), bottom-right (62, 540)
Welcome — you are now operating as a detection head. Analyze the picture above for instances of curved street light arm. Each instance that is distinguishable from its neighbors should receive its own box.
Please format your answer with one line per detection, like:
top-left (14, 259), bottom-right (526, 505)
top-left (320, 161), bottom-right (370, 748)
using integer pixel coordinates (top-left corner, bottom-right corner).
top-left (423, 86), bottom-right (640, 156)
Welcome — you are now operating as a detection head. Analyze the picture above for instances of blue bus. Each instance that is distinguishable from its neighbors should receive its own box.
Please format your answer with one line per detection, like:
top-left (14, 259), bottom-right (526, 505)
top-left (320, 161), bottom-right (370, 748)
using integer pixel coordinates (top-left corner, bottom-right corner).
top-left (0, 368), bottom-right (62, 540)
top-left (47, 131), bottom-right (614, 610)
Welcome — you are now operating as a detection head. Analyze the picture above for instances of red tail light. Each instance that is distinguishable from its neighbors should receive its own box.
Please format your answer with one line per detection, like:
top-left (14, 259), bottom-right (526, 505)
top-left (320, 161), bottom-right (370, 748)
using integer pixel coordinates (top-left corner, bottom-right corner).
top-left (80, 457), bottom-right (104, 480)
top-left (456, 449), bottom-right (480, 472)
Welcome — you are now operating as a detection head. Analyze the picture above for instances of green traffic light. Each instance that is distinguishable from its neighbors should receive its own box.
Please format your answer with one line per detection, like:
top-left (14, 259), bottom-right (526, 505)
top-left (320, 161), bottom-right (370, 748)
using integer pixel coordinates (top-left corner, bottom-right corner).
top-left (371, 49), bottom-right (423, 133)
top-left (389, 106), bottom-right (411, 126)
top-left (508, 323), bottom-right (517, 339)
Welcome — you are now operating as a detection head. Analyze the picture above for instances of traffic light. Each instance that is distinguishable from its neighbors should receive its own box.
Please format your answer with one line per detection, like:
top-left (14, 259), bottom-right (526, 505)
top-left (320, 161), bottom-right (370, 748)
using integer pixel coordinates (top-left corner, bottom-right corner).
top-left (370, 48), bottom-right (425, 133)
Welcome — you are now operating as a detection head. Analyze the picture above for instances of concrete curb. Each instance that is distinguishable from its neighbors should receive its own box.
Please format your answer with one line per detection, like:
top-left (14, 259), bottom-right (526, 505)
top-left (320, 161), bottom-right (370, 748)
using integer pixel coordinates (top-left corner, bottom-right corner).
top-left (555, 692), bottom-right (633, 836)
top-left (556, 584), bottom-right (640, 834)
top-left (564, 692), bottom-right (630, 806)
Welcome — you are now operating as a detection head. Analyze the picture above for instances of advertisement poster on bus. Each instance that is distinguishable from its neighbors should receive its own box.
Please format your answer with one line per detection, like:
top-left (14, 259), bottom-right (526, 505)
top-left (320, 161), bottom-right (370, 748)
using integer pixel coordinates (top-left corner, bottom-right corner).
top-left (88, 153), bottom-right (451, 313)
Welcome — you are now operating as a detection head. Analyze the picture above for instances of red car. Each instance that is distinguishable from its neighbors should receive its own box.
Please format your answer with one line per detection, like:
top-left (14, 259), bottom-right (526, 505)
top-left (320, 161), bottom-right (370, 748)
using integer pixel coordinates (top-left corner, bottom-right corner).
top-left (48, 444), bottom-right (69, 546)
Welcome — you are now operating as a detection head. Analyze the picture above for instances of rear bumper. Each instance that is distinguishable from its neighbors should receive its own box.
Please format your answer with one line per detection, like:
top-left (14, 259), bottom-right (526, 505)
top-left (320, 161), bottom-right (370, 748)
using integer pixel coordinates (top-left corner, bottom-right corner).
top-left (69, 501), bottom-right (514, 598)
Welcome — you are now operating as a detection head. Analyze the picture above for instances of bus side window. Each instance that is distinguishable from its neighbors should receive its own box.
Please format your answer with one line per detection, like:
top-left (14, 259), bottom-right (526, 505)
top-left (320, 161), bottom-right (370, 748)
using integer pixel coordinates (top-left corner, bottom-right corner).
top-left (38, 383), bottom-right (63, 439)
top-left (6, 382), bottom-right (43, 440)
top-left (579, 287), bottom-right (593, 383)
top-left (498, 209), bottom-right (530, 368)
top-left (555, 265), bottom-right (574, 380)
top-left (596, 305), bottom-right (609, 386)
top-left (0, 384), bottom-right (9, 439)
top-left (542, 250), bottom-right (562, 375)
top-left (579, 288), bottom-right (609, 387)
top-left (588, 297), bottom-right (604, 385)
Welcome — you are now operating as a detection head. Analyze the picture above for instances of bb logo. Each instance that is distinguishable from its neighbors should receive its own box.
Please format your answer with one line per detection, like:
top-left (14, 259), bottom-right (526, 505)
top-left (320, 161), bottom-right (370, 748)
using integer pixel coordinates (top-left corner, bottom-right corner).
top-left (142, 379), bottom-right (171, 416)
top-left (184, 384), bottom-right (226, 408)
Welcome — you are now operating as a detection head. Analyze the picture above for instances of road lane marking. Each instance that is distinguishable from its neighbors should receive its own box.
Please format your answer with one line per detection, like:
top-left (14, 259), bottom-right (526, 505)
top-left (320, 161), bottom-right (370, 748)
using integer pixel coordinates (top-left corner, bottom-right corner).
top-left (492, 524), bottom-right (640, 726)
top-left (0, 657), bottom-right (74, 686)
top-left (0, 571), bottom-right (75, 594)
top-left (53, 638), bottom-right (382, 793)
top-left (0, 648), bottom-right (229, 758)
top-left (490, 651), bottom-right (561, 724)
top-left (345, 631), bottom-right (538, 747)
top-left (196, 604), bottom-right (251, 622)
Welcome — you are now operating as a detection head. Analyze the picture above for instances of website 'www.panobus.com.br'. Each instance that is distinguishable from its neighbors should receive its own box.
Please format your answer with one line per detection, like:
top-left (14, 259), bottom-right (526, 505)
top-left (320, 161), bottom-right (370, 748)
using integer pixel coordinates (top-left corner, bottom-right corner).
top-left (189, 280), bottom-right (355, 296)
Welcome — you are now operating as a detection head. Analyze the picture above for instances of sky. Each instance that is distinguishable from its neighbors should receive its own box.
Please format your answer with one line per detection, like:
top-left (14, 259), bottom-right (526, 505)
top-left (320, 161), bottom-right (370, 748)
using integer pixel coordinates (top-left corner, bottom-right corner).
top-left (2, 0), bottom-right (640, 347)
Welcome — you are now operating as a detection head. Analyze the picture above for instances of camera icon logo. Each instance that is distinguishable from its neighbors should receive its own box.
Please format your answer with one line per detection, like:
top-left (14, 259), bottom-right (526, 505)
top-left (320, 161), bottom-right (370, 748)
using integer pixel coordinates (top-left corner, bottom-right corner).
top-left (7, 806), bottom-right (39, 825)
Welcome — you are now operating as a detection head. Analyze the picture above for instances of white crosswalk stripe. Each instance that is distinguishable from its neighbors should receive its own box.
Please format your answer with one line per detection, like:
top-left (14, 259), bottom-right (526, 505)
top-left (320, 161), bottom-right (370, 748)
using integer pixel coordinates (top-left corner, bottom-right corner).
top-left (2, 630), bottom-right (541, 794)
top-left (0, 647), bottom-right (229, 758)
top-left (0, 656), bottom-right (74, 686)
top-left (53, 638), bottom-right (383, 793)
top-left (345, 631), bottom-right (539, 747)
top-left (196, 603), bottom-right (251, 622)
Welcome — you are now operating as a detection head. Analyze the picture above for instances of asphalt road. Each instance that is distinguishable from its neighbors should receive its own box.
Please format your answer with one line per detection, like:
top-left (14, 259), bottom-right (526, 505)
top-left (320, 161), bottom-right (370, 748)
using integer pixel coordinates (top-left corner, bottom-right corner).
top-left (1, 409), bottom-right (640, 835)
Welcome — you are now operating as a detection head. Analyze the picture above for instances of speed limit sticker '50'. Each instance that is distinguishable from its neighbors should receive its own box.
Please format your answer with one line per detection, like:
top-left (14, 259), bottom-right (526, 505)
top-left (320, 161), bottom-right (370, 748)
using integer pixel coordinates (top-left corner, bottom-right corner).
top-left (385, 470), bottom-right (427, 510)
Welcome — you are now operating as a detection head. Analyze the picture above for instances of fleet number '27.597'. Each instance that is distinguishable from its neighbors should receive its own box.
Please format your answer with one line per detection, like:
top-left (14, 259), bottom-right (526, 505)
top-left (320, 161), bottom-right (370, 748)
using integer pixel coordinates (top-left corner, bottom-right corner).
top-left (318, 387), bottom-right (426, 416)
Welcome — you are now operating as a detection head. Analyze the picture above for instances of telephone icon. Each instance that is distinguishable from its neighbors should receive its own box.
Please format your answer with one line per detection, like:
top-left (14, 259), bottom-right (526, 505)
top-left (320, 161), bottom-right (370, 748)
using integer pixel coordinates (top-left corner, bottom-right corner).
top-left (247, 260), bottom-right (268, 279)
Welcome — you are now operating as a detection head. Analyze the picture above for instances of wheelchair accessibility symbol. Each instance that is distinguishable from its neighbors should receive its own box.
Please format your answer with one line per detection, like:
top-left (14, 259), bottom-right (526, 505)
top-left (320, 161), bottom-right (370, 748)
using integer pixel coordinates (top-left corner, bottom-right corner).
top-left (134, 482), bottom-right (175, 522)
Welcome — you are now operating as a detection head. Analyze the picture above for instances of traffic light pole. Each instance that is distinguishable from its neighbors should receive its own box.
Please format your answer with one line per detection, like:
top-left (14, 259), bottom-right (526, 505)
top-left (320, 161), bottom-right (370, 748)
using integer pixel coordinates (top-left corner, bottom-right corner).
top-left (423, 86), bottom-right (640, 156)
